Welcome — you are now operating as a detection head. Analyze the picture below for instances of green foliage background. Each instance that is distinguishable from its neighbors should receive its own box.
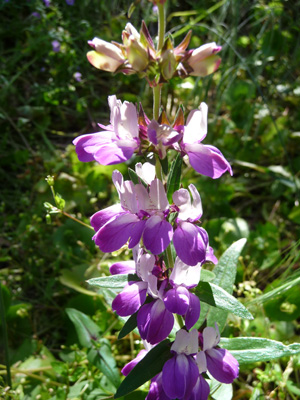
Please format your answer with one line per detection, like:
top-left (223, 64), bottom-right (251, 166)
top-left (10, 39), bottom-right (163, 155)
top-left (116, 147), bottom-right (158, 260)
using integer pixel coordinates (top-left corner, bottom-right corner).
top-left (0, 0), bottom-right (300, 399)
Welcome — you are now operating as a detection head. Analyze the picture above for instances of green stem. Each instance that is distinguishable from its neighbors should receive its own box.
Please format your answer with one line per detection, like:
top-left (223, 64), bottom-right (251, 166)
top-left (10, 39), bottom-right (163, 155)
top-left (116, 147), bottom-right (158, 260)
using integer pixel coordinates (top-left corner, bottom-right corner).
top-left (155, 155), bottom-right (163, 181)
top-left (0, 283), bottom-right (12, 387)
top-left (157, 3), bottom-right (166, 52)
top-left (166, 245), bottom-right (174, 270)
top-left (176, 314), bottom-right (185, 329)
top-left (153, 85), bottom-right (161, 120)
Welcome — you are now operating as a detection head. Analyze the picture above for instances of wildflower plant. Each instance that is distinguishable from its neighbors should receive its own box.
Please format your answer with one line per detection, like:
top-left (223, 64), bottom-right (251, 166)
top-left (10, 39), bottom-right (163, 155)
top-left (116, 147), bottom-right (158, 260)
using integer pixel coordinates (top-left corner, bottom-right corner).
top-left (70, 1), bottom-right (300, 399)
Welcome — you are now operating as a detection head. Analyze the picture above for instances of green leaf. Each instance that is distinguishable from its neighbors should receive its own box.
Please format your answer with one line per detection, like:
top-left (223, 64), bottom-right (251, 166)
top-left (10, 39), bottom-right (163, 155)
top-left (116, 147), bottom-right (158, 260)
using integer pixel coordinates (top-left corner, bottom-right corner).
top-left (210, 379), bottom-right (232, 400)
top-left (66, 308), bottom-right (101, 348)
top-left (88, 338), bottom-right (121, 388)
top-left (128, 168), bottom-right (148, 188)
top-left (166, 153), bottom-right (182, 202)
top-left (197, 239), bottom-right (247, 330)
top-left (87, 274), bottom-right (139, 290)
top-left (60, 269), bottom-right (99, 296)
top-left (118, 312), bottom-right (138, 339)
top-left (114, 340), bottom-right (172, 398)
top-left (201, 269), bottom-right (215, 282)
top-left (160, 156), bottom-right (169, 176)
top-left (195, 282), bottom-right (253, 320)
top-left (220, 337), bottom-right (300, 364)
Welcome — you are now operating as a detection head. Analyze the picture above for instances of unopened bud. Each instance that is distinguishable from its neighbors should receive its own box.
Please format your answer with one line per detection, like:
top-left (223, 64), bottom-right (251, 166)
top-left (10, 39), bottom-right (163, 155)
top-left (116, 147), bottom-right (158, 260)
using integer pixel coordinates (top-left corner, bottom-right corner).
top-left (87, 38), bottom-right (125, 72)
top-left (125, 36), bottom-right (149, 72)
top-left (186, 42), bottom-right (222, 77)
top-left (45, 175), bottom-right (54, 186)
top-left (160, 49), bottom-right (177, 80)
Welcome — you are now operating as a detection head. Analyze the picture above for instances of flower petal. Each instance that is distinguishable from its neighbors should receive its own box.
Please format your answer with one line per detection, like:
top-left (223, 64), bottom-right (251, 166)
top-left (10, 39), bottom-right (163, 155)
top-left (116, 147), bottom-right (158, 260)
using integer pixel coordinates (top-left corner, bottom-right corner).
top-left (185, 293), bottom-right (201, 330)
top-left (173, 222), bottom-right (208, 266)
top-left (164, 286), bottom-right (190, 315)
top-left (185, 374), bottom-right (210, 400)
top-left (109, 260), bottom-right (136, 275)
top-left (185, 143), bottom-right (232, 179)
top-left (170, 257), bottom-right (201, 288)
top-left (206, 348), bottom-right (239, 384)
top-left (137, 300), bottom-right (174, 345)
top-left (93, 213), bottom-right (142, 252)
top-left (183, 103), bottom-right (208, 145)
top-left (90, 204), bottom-right (124, 232)
top-left (170, 329), bottom-right (199, 355)
top-left (112, 281), bottom-right (147, 317)
top-left (143, 215), bottom-right (173, 255)
top-left (121, 349), bottom-right (148, 376)
top-left (162, 354), bottom-right (198, 399)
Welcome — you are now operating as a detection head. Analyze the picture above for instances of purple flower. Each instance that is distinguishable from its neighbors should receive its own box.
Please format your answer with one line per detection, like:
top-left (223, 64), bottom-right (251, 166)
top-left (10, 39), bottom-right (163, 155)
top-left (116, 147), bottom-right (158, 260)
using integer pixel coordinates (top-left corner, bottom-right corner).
top-left (145, 103), bottom-right (232, 179)
top-left (91, 170), bottom-right (173, 255)
top-left (122, 341), bottom-right (153, 376)
top-left (31, 12), bottom-right (41, 18)
top-left (91, 170), bottom-right (215, 266)
top-left (184, 374), bottom-right (210, 400)
top-left (162, 329), bottom-right (199, 399)
top-left (66, 0), bottom-right (74, 4)
top-left (51, 40), bottom-right (61, 53)
top-left (196, 324), bottom-right (239, 384)
top-left (73, 96), bottom-right (140, 165)
top-left (43, 0), bottom-right (50, 6)
top-left (180, 103), bottom-right (232, 178)
top-left (147, 373), bottom-right (171, 400)
top-left (73, 71), bottom-right (82, 82)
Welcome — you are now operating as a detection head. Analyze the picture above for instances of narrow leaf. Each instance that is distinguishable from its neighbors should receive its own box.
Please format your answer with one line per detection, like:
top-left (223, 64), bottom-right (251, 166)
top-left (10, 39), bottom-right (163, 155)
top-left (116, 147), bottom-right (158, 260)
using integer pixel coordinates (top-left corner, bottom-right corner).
top-left (160, 156), bottom-right (169, 176)
top-left (197, 239), bottom-right (247, 330)
top-left (220, 337), bottom-right (300, 364)
top-left (88, 338), bottom-right (120, 388)
top-left (128, 168), bottom-right (148, 188)
top-left (114, 339), bottom-right (172, 398)
top-left (166, 153), bottom-right (182, 202)
top-left (118, 312), bottom-right (138, 339)
top-left (87, 274), bottom-right (139, 290)
top-left (195, 282), bottom-right (253, 320)
top-left (66, 308), bottom-right (101, 348)
top-left (200, 269), bottom-right (215, 282)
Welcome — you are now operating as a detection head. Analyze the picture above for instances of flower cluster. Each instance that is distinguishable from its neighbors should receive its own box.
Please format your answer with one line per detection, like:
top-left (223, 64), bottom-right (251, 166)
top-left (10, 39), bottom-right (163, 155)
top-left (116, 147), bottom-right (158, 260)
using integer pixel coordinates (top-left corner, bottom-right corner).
top-left (73, 95), bottom-right (232, 179)
top-left (122, 327), bottom-right (239, 400)
top-left (72, 7), bottom-right (240, 399)
top-left (86, 22), bottom-right (221, 84)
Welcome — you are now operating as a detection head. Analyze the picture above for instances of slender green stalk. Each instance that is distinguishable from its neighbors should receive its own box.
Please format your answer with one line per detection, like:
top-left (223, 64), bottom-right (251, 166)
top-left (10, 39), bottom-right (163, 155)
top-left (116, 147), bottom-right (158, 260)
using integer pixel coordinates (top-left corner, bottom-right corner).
top-left (166, 245), bottom-right (174, 270)
top-left (0, 284), bottom-right (12, 387)
top-left (153, 85), bottom-right (161, 120)
top-left (176, 314), bottom-right (184, 329)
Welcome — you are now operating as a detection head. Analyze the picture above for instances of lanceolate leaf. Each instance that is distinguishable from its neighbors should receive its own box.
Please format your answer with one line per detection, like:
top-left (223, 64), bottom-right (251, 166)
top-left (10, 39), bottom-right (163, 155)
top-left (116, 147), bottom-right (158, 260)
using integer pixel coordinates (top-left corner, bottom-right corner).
top-left (220, 337), bottom-right (300, 364)
top-left (200, 269), bottom-right (216, 282)
top-left (197, 239), bottom-right (247, 330)
top-left (114, 339), bottom-right (172, 398)
top-left (118, 312), bottom-right (138, 339)
top-left (87, 338), bottom-right (121, 388)
top-left (87, 274), bottom-right (139, 290)
top-left (166, 153), bottom-right (182, 202)
top-left (195, 282), bottom-right (253, 320)
top-left (66, 308), bottom-right (101, 348)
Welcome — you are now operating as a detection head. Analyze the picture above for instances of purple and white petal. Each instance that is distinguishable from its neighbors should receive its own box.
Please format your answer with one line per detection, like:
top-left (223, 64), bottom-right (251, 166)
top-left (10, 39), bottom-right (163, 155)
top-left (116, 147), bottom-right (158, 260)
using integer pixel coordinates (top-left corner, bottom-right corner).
top-left (94, 141), bottom-right (136, 165)
top-left (128, 219), bottom-right (147, 248)
top-left (163, 286), bottom-right (190, 315)
top-left (73, 131), bottom-right (117, 162)
top-left (149, 179), bottom-right (169, 211)
top-left (136, 252), bottom-right (155, 282)
top-left (203, 325), bottom-right (220, 351)
top-left (146, 373), bottom-right (171, 400)
top-left (112, 170), bottom-right (139, 213)
top-left (173, 222), bottom-right (207, 266)
top-left (185, 143), bottom-right (232, 179)
top-left (93, 213), bottom-right (141, 252)
top-left (112, 281), bottom-right (147, 317)
top-left (184, 374), bottom-right (210, 400)
top-left (110, 260), bottom-right (136, 275)
top-left (137, 299), bottom-right (174, 345)
top-left (171, 329), bottom-right (199, 355)
top-left (143, 215), bottom-right (173, 255)
top-left (173, 184), bottom-right (203, 222)
top-left (205, 245), bottom-right (218, 264)
top-left (183, 103), bottom-right (208, 145)
top-left (162, 354), bottom-right (199, 399)
top-left (196, 351), bottom-right (207, 374)
top-left (135, 162), bottom-right (156, 185)
top-left (206, 347), bottom-right (239, 384)
top-left (185, 293), bottom-right (201, 330)
top-left (90, 204), bottom-right (125, 232)
top-left (170, 257), bottom-right (201, 289)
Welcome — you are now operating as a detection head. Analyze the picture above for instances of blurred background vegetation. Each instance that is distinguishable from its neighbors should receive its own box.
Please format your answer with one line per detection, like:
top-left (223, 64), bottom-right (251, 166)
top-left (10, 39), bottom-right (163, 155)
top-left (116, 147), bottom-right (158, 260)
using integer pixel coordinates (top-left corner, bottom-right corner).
top-left (1, 0), bottom-right (300, 399)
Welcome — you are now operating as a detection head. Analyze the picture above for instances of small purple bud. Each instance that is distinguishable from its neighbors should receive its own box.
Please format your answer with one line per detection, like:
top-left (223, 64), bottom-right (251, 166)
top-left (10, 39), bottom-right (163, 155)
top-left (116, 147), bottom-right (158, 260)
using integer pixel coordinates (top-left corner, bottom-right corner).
top-left (51, 40), bottom-right (61, 53)
top-left (31, 12), bottom-right (41, 18)
top-left (73, 72), bottom-right (82, 82)
top-left (43, 0), bottom-right (51, 6)
top-left (66, 0), bottom-right (75, 5)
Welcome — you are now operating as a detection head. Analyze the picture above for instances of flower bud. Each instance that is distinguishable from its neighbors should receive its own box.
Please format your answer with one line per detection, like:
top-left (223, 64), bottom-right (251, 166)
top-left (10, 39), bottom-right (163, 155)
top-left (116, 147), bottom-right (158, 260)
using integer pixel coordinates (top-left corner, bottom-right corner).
top-left (186, 42), bottom-right (222, 77)
top-left (123, 32), bottom-right (149, 72)
top-left (160, 48), bottom-right (177, 80)
top-left (87, 37), bottom-right (125, 72)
